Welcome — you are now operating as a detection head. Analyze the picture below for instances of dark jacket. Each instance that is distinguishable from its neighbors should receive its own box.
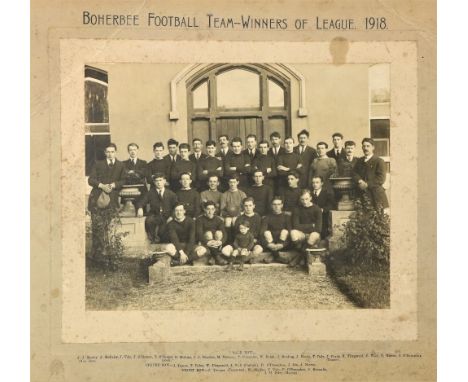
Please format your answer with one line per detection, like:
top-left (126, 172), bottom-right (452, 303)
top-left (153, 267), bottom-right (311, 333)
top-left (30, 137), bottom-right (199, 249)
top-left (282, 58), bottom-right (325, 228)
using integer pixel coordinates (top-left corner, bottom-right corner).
top-left (164, 154), bottom-right (182, 190)
top-left (136, 187), bottom-right (178, 219)
top-left (268, 146), bottom-right (286, 164)
top-left (311, 189), bottom-right (336, 213)
top-left (243, 148), bottom-right (259, 161)
top-left (189, 152), bottom-right (207, 164)
top-left (353, 155), bottom-right (389, 209)
top-left (327, 148), bottom-right (347, 161)
top-left (122, 158), bottom-right (148, 185)
top-left (88, 159), bottom-right (126, 211)
top-left (337, 156), bottom-right (359, 177)
top-left (294, 145), bottom-right (318, 187)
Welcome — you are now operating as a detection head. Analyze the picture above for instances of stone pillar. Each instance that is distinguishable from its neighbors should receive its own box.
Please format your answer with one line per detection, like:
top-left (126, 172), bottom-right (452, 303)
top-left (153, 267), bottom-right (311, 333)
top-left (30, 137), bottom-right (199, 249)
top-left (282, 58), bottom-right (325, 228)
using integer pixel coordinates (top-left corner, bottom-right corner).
top-left (328, 210), bottom-right (354, 251)
top-left (148, 255), bottom-right (172, 285)
top-left (306, 248), bottom-right (327, 277)
top-left (115, 216), bottom-right (148, 258)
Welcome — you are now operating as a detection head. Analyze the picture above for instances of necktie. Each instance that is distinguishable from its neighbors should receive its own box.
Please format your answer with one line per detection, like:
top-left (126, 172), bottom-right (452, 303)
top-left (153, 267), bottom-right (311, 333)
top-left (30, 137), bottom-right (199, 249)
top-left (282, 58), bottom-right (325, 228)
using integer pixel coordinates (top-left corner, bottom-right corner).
top-left (109, 160), bottom-right (114, 167)
top-left (300, 146), bottom-right (304, 154)
top-left (336, 150), bottom-right (340, 157)
top-left (132, 159), bottom-right (136, 165)
top-left (157, 190), bottom-right (162, 200)
top-left (314, 190), bottom-right (318, 197)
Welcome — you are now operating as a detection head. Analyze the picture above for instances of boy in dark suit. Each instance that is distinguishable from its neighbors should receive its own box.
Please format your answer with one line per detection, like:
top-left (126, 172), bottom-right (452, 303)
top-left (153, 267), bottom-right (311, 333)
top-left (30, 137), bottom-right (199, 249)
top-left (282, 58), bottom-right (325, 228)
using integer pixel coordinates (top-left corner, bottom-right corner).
top-left (353, 138), bottom-right (389, 210)
top-left (136, 173), bottom-right (178, 243)
top-left (311, 175), bottom-right (336, 238)
top-left (268, 131), bottom-right (285, 162)
top-left (189, 138), bottom-right (206, 190)
top-left (216, 134), bottom-right (231, 191)
top-left (294, 129), bottom-right (317, 188)
top-left (327, 132), bottom-right (347, 161)
top-left (122, 142), bottom-right (147, 209)
top-left (243, 134), bottom-right (259, 161)
top-left (87, 143), bottom-right (126, 212)
top-left (87, 143), bottom-right (126, 260)
top-left (268, 132), bottom-right (285, 192)
top-left (164, 138), bottom-right (181, 191)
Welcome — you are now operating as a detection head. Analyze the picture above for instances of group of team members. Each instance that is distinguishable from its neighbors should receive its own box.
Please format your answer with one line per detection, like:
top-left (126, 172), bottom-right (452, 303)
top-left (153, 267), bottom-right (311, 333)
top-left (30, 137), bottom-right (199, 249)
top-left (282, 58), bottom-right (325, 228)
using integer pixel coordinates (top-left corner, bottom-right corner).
top-left (88, 130), bottom-right (389, 270)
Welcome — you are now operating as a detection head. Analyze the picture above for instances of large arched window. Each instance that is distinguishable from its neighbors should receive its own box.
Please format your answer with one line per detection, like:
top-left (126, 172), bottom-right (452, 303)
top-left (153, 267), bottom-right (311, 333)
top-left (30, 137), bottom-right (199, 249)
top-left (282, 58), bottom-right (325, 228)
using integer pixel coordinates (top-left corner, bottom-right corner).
top-left (187, 64), bottom-right (291, 144)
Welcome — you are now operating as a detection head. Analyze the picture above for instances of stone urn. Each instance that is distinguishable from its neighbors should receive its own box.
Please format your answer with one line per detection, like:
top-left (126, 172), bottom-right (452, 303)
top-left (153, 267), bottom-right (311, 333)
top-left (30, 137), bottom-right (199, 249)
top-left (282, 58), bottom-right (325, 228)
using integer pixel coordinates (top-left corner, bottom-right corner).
top-left (329, 177), bottom-right (354, 211)
top-left (119, 184), bottom-right (143, 217)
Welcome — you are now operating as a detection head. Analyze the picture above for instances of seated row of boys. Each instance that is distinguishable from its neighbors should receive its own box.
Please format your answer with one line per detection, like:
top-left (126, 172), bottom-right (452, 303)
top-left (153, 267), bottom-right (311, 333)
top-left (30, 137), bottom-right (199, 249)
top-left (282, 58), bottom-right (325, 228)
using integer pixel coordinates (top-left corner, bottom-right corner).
top-left (143, 173), bottom-right (322, 270)
top-left (136, 170), bottom-right (334, 247)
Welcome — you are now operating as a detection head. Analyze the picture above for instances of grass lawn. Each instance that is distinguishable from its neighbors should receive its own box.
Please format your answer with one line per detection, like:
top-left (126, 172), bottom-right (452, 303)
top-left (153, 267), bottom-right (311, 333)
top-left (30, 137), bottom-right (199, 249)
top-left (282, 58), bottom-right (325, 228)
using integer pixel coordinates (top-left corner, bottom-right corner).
top-left (86, 258), bottom-right (357, 311)
top-left (326, 250), bottom-right (390, 309)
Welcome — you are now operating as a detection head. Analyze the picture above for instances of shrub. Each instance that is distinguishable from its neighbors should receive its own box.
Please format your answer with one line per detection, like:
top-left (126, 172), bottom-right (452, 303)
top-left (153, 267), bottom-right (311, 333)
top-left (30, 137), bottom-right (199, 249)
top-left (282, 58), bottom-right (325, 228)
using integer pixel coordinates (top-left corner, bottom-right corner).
top-left (340, 195), bottom-right (390, 268)
top-left (89, 207), bottom-right (128, 271)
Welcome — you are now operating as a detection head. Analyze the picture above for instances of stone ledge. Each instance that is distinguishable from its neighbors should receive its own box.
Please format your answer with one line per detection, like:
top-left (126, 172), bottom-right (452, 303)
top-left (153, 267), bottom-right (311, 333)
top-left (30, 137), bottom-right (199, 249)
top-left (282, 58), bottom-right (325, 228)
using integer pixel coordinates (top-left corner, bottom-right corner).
top-left (172, 262), bottom-right (289, 273)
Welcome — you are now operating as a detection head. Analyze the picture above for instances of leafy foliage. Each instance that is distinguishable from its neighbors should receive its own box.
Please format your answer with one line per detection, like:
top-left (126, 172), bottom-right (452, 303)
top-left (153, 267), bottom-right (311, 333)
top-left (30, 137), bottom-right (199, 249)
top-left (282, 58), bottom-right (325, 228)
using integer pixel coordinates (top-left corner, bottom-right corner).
top-left (341, 195), bottom-right (390, 268)
top-left (90, 207), bottom-right (128, 271)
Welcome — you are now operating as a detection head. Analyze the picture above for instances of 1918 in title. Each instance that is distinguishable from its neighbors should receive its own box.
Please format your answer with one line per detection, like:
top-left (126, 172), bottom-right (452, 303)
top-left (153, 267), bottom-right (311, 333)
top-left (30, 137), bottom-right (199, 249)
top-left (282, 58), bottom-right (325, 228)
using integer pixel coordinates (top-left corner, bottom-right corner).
top-left (82, 11), bottom-right (388, 31)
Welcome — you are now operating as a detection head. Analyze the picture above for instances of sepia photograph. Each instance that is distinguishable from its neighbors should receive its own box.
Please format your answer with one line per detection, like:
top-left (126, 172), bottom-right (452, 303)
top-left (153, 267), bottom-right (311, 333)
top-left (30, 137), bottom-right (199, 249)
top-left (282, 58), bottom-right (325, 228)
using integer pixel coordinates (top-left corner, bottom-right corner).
top-left (84, 59), bottom-right (391, 311)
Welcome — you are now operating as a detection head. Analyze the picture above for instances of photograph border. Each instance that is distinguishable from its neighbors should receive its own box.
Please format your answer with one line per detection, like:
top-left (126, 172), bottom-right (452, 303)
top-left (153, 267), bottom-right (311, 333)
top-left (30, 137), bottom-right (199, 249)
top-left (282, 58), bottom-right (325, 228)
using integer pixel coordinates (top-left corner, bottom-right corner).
top-left (58, 39), bottom-right (417, 343)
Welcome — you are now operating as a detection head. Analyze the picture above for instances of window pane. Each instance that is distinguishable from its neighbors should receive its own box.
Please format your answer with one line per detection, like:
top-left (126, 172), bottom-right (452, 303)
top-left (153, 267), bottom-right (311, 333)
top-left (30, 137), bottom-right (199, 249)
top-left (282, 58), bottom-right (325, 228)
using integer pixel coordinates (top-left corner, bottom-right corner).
top-left (217, 69), bottom-right (260, 108)
top-left (192, 80), bottom-right (209, 109)
top-left (369, 63), bottom-right (390, 103)
top-left (85, 66), bottom-right (108, 83)
top-left (85, 80), bottom-right (109, 123)
top-left (373, 139), bottom-right (389, 157)
top-left (268, 79), bottom-right (285, 107)
top-left (370, 119), bottom-right (390, 138)
top-left (85, 134), bottom-right (111, 176)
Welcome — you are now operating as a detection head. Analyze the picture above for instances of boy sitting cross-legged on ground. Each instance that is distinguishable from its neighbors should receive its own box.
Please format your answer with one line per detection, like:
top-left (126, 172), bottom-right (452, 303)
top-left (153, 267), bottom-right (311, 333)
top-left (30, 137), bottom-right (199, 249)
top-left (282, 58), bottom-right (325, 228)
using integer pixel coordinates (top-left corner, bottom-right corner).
top-left (290, 189), bottom-right (322, 268)
top-left (226, 221), bottom-right (255, 271)
top-left (194, 201), bottom-right (228, 265)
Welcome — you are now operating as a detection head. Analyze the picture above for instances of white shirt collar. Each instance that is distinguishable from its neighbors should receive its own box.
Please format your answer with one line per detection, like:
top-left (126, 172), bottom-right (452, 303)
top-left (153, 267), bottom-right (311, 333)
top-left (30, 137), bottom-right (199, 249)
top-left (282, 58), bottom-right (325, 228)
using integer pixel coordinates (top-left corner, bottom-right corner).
top-left (364, 154), bottom-right (374, 162)
top-left (107, 159), bottom-right (115, 165)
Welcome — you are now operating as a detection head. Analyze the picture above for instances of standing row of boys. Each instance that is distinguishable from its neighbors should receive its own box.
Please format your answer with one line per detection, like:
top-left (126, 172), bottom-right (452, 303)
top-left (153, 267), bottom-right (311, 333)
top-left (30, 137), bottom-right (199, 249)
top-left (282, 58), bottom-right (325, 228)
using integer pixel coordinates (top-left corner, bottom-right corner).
top-left (88, 130), bottom-right (389, 270)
